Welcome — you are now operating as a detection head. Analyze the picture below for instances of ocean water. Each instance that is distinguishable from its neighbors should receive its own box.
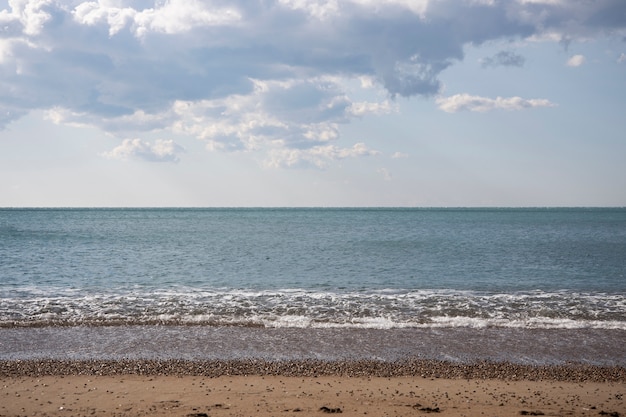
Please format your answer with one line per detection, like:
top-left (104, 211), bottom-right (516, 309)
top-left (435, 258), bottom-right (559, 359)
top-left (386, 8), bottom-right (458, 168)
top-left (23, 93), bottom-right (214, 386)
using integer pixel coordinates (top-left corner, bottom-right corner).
top-left (1, 207), bottom-right (625, 364)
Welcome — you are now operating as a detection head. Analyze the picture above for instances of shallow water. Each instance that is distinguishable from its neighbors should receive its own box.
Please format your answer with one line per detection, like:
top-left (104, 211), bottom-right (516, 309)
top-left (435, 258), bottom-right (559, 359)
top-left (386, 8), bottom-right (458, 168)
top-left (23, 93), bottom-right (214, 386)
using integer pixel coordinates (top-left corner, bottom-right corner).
top-left (1, 326), bottom-right (624, 366)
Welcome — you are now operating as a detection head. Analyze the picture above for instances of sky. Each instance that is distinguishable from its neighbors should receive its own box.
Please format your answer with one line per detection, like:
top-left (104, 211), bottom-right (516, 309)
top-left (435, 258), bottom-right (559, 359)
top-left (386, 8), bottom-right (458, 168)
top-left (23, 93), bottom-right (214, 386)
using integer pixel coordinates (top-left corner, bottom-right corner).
top-left (0, 0), bottom-right (625, 207)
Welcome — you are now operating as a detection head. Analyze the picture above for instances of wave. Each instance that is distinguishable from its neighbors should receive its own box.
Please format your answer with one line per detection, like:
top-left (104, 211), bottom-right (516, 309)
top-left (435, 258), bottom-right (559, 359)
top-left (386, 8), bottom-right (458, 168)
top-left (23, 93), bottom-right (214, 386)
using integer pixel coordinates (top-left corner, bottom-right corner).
top-left (1, 287), bottom-right (625, 329)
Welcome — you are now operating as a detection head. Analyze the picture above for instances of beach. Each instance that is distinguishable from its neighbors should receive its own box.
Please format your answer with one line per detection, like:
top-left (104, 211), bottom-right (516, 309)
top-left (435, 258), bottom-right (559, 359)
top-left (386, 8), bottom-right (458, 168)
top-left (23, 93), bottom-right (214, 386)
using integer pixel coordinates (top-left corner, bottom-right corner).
top-left (1, 360), bottom-right (625, 417)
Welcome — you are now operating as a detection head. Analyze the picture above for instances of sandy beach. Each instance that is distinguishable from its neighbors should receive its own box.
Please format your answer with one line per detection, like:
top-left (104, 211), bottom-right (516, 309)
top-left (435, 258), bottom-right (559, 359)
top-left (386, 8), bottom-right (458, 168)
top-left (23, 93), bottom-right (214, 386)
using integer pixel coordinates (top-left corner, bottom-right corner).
top-left (1, 360), bottom-right (624, 417)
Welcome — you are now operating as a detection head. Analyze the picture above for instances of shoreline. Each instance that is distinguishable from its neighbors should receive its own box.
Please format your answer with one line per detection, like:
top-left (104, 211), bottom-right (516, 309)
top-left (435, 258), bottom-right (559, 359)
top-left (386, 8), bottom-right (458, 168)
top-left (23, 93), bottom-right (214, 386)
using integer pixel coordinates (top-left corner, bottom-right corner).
top-left (2, 358), bottom-right (626, 382)
top-left (4, 326), bottom-right (625, 366)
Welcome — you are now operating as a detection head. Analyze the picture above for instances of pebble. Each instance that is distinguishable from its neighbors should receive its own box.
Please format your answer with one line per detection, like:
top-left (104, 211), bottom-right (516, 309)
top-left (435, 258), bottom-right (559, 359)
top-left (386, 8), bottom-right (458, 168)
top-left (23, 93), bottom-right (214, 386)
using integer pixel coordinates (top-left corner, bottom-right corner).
top-left (1, 359), bottom-right (625, 382)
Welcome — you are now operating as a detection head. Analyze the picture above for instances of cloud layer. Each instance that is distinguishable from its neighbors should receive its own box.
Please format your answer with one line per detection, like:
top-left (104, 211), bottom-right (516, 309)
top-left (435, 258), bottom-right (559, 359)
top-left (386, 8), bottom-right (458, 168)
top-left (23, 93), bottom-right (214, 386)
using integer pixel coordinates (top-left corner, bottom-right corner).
top-left (437, 94), bottom-right (556, 113)
top-left (102, 138), bottom-right (184, 163)
top-left (1, 0), bottom-right (625, 165)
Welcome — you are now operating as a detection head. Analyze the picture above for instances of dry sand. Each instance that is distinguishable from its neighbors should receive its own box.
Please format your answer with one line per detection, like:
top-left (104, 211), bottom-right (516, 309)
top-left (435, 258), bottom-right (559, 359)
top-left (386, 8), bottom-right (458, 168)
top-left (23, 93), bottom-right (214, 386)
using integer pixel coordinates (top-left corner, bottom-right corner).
top-left (2, 374), bottom-right (625, 417)
top-left (1, 360), bottom-right (624, 417)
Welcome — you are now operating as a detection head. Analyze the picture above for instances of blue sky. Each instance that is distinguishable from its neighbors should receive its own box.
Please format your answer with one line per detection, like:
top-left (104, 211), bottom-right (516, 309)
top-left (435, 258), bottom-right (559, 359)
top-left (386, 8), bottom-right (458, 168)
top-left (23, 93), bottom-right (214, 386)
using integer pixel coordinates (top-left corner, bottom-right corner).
top-left (0, 0), bottom-right (625, 207)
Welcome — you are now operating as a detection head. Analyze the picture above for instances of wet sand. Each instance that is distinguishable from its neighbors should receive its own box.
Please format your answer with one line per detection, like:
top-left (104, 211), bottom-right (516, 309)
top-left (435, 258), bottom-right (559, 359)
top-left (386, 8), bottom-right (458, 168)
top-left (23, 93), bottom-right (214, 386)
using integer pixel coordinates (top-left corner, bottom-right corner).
top-left (1, 360), bottom-right (625, 417)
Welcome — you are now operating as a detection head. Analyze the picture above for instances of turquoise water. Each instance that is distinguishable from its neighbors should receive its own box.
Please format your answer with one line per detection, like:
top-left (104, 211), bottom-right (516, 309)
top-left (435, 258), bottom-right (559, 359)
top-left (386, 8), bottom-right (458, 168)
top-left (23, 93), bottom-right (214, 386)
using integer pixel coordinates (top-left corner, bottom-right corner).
top-left (1, 207), bottom-right (625, 329)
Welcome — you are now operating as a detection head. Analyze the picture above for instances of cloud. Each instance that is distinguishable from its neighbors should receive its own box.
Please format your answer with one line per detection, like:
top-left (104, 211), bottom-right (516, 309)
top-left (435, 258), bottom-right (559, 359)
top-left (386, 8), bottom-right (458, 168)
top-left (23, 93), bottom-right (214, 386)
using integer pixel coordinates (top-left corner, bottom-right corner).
top-left (168, 77), bottom-right (386, 151)
top-left (0, 0), bottom-right (53, 36)
top-left (73, 0), bottom-right (242, 37)
top-left (619, 53), bottom-right (626, 63)
top-left (265, 142), bottom-right (379, 169)
top-left (0, 0), bottom-right (625, 166)
top-left (391, 152), bottom-right (409, 159)
top-left (437, 94), bottom-right (556, 113)
top-left (102, 138), bottom-right (185, 163)
top-left (348, 100), bottom-right (395, 117)
top-left (481, 50), bottom-right (526, 68)
top-left (566, 54), bottom-right (585, 67)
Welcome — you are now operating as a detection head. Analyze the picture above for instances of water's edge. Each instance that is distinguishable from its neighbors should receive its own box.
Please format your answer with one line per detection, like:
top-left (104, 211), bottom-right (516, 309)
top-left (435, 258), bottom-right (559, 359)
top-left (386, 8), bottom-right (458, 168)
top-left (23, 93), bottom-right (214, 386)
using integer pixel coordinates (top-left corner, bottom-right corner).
top-left (2, 326), bottom-right (624, 366)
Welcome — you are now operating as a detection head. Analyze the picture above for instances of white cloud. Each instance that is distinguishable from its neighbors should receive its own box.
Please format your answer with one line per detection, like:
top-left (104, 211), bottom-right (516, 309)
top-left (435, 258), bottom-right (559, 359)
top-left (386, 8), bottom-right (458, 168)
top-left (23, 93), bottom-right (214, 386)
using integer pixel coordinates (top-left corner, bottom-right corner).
top-left (1, 0), bottom-right (625, 166)
top-left (619, 53), bottom-right (626, 63)
top-left (265, 142), bottom-right (379, 169)
top-left (1, 0), bottom-right (53, 36)
top-left (278, 0), bottom-right (340, 20)
top-left (72, 3), bottom-right (137, 36)
top-left (437, 94), bottom-right (556, 113)
top-left (566, 54), bottom-right (585, 67)
top-left (134, 1), bottom-right (241, 36)
top-left (348, 100), bottom-right (394, 117)
top-left (47, 75), bottom-right (385, 167)
top-left (350, 0), bottom-right (429, 18)
top-left (357, 76), bottom-right (376, 89)
top-left (391, 152), bottom-right (409, 159)
top-left (73, 0), bottom-right (241, 36)
top-left (102, 138), bottom-right (184, 163)
top-left (161, 77), bottom-right (387, 166)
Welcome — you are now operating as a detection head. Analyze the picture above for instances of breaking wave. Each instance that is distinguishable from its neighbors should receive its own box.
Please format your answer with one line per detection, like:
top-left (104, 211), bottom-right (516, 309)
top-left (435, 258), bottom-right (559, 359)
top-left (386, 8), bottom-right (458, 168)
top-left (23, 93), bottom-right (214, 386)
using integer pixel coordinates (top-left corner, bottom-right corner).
top-left (2, 286), bottom-right (624, 329)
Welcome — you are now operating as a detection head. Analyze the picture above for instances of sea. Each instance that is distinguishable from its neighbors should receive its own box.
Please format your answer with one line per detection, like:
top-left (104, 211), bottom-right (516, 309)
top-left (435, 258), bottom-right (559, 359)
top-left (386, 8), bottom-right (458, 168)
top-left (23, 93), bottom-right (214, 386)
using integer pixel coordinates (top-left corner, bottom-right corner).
top-left (1, 207), bottom-right (625, 365)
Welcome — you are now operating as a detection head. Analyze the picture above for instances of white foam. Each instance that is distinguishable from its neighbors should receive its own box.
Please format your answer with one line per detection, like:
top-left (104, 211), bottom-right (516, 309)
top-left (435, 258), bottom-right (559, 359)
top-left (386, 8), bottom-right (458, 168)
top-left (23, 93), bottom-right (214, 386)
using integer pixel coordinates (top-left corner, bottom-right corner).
top-left (2, 286), bottom-right (625, 330)
top-left (426, 316), bottom-right (626, 330)
top-left (264, 315), bottom-right (314, 328)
